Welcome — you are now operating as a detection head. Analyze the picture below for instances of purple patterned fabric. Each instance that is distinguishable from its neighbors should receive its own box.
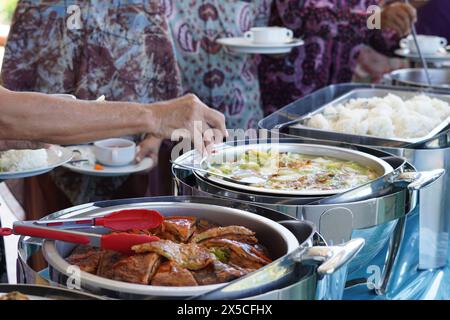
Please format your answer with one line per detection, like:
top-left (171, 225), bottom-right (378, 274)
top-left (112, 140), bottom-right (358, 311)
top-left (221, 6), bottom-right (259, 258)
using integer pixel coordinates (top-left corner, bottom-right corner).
top-left (416, 0), bottom-right (450, 42)
top-left (258, 0), bottom-right (400, 114)
top-left (168, 0), bottom-right (272, 130)
top-left (1, 0), bottom-right (182, 204)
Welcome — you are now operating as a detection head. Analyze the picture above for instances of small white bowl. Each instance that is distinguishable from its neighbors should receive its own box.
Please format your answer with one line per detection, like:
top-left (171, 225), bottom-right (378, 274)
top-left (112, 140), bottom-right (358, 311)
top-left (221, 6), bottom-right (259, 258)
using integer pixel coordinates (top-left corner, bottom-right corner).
top-left (93, 138), bottom-right (136, 167)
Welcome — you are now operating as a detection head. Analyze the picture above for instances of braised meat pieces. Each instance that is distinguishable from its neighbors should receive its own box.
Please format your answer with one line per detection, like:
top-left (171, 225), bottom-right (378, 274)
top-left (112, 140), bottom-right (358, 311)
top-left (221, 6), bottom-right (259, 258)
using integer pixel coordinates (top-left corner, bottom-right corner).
top-left (112, 253), bottom-right (161, 284)
top-left (192, 226), bottom-right (257, 244)
top-left (66, 245), bottom-right (103, 273)
top-left (66, 216), bottom-right (272, 287)
top-left (163, 216), bottom-right (197, 242)
top-left (203, 239), bottom-right (272, 271)
top-left (0, 291), bottom-right (29, 300)
top-left (132, 240), bottom-right (213, 270)
top-left (151, 261), bottom-right (198, 286)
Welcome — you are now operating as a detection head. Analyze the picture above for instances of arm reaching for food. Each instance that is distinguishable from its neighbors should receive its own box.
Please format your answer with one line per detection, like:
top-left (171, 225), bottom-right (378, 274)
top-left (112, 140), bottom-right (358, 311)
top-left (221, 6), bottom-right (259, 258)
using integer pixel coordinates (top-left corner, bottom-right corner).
top-left (0, 87), bottom-right (227, 150)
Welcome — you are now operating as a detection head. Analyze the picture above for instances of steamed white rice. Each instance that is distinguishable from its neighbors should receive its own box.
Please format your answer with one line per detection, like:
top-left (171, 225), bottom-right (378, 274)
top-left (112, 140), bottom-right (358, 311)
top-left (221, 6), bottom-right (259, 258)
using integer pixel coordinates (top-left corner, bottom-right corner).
top-left (0, 149), bottom-right (48, 172)
top-left (305, 94), bottom-right (450, 139)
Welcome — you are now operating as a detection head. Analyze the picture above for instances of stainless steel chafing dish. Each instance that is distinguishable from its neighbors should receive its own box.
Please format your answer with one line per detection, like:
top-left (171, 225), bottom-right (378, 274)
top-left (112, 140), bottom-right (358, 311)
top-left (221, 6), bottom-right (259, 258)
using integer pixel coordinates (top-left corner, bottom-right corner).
top-left (17, 196), bottom-right (363, 300)
top-left (258, 83), bottom-right (450, 294)
top-left (195, 142), bottom-right (394, 197)
top-left (383, 68), bottom-right (450, 93)
top-left (286, 88), bottom-right (450, 146)
top-left (173, 137), bottom-right (443, 295)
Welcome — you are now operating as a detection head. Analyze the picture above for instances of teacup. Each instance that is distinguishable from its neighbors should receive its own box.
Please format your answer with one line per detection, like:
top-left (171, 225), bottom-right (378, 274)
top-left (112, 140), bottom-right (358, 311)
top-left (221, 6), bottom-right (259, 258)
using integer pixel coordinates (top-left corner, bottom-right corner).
top-left (400, 35), bottom-right (447, 55)
top-left (93, 138), bottom-right (136, 167)
top-left (244, 27), bottom-right (294, 44)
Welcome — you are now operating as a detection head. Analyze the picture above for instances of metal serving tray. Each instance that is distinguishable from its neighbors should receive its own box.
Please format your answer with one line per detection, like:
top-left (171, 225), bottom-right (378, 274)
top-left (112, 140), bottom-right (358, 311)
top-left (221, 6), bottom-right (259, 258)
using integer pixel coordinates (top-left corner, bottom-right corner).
top-left (259, 83), bottom-right (450, 273)
top-left (285, 88), bottom-right (450, 146)
top-left (196, 142), bottom-right (393, 197)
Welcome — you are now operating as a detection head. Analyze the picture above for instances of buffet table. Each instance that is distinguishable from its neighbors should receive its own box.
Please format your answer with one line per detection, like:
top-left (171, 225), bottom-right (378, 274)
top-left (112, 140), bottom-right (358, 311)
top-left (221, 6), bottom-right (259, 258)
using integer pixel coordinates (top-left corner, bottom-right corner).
top-left (14, 206), bottom-right (450, 300)
top-left (2, 81), bottom-right (450, 300)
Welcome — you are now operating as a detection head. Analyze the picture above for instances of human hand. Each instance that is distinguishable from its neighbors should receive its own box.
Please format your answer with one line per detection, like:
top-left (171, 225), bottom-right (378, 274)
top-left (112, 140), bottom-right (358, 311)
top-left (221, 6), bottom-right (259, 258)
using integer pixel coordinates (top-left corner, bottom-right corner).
top-left (381, 3), bottom-right (417, 37)
top-left (146, 94), bottom-right (227, 155)
top-left (136, 135), bottom-right (163, 167)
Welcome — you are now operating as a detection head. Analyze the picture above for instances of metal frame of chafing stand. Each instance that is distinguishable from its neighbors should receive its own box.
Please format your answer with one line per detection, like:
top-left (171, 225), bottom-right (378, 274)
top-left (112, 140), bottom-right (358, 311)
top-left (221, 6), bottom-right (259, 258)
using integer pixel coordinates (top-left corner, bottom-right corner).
top-left (257, 83), bottom-right (450, 296)
top-left (368, 146), bottom-right (449, 296)
top-left (172, 149), bottom-right (426, 297)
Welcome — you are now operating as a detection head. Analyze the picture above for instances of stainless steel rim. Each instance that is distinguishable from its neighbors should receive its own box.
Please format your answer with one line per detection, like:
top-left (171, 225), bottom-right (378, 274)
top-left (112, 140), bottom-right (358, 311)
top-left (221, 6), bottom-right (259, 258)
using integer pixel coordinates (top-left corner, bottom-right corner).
top-left (289, 88), bottom-right (450, 146)
top-left (192, 143), bottom-right (393, 197)
top-left (42, 201), bottom-right (302, 297)
top-left (388, 68), bottom-right (450, 90)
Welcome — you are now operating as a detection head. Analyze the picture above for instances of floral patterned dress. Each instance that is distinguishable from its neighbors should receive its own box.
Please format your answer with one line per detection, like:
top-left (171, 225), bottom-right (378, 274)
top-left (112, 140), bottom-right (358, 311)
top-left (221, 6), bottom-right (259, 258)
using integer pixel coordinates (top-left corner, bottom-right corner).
top-left (258, 0), bottom-right (400, 114)
top-left (2, 0), bottom-right (182, 205)
top-left (167, 0), bottom-right (272, 129)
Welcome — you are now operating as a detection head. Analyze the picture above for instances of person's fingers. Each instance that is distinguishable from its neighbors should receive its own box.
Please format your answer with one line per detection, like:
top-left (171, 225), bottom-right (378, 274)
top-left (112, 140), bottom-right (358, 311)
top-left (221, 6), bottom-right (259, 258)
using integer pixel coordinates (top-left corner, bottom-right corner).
top-left (382, 4), bottom-right (417, 36)
top-left (203, 126), bottom-right (223, 155)
top-left (212, 128), bottom-right (225, 145)
top-left (136, 137), bottom-right (162, 164)
top-left (397, 6), bottom-right (416, 32)
top-left (193, 126), bottom-right (207, 156)
top-left (392, 12), bottom-right (409, 35)
top-left (401, 3), bottom-right (417, 23)
top-left (205, 126), bottom-right (225, 147)
top-left (386, 13), bottom-right (407, 36)
top-left (203, 107), bottom-right (228, 138)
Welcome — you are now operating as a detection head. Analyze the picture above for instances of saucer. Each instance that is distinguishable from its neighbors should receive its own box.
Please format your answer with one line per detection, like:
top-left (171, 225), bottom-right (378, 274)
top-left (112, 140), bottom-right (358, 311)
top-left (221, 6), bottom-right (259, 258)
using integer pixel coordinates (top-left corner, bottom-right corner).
top-left (217, 37), bottom-right (304, 54)
top-left (62, 145), bottom-right (154, 177)
top-left (395, 48), bottom-right (450, 62)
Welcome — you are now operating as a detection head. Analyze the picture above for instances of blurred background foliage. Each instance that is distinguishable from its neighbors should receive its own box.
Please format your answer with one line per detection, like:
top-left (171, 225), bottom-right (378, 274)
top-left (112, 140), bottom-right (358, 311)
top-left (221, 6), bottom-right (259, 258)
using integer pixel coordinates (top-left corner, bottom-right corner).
top-left (0, 0), bottom-right (18, 25)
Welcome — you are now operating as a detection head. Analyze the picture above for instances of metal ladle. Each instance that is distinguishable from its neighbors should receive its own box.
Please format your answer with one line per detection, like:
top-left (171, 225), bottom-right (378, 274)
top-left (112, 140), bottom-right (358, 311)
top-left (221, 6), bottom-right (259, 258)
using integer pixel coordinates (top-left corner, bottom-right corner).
top-left (405, 0), bottom-right (432, 86)
top-left (171, 161), bottom-right (267, 186)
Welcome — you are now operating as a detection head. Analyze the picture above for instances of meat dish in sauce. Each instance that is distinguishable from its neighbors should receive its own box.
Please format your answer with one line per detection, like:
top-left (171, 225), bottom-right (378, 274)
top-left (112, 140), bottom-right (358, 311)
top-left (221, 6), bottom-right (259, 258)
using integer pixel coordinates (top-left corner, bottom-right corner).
top-left (65, 216), bottom-right (272, 287)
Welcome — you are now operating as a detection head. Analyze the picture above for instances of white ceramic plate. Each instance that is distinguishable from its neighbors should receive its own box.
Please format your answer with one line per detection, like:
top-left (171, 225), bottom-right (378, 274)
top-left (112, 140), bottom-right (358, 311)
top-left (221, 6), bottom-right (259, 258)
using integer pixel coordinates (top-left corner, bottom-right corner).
top-left (395, 48), bottom-right (450, 62)
top-left (0, 145), bottom-right (73, 180)
top-left (62, 145), bottom-right (154, 177)
top-left (216, 37), bottom-right (304, 54)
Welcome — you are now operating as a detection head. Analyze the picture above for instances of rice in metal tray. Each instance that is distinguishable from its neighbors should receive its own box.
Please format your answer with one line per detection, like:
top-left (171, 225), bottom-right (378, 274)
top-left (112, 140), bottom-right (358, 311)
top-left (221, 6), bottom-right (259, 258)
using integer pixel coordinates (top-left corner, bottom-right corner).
top-left (303, 93), bottom-right (450, 140)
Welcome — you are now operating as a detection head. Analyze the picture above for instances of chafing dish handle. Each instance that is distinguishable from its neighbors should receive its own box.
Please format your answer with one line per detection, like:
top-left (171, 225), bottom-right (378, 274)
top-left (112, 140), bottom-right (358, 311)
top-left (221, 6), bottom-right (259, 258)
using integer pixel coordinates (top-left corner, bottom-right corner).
top-left (193, 239), bottom-right (364, 300)
top-left (389, 169), bottom-right (445, 190)
top-left (297, 238), bottom-right (365, 275)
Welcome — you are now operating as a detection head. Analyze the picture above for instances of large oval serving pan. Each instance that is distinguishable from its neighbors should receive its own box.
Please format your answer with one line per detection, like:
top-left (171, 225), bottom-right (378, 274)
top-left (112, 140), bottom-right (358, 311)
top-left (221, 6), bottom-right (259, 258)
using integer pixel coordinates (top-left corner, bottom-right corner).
top-left (195, 143), bottom-right (394, 197)
top-left (42, 202), bottom-right (300, 298)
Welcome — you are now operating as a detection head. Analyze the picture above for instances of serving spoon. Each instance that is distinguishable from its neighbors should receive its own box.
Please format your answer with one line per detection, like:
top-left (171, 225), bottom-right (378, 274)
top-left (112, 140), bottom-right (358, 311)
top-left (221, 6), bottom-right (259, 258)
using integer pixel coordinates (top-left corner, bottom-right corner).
top-left (405, 0), bottom-right (432, 86)
top-left (0, 209), bottom-right (164, 254)
top-left (171, 161), bottom-right (267, 186)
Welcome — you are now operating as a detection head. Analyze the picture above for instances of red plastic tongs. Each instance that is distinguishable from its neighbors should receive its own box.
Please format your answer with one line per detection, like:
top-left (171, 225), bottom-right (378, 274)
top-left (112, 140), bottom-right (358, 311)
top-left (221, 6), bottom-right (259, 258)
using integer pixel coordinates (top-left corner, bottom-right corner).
top-left (0, 209), bottom-right (164, 254)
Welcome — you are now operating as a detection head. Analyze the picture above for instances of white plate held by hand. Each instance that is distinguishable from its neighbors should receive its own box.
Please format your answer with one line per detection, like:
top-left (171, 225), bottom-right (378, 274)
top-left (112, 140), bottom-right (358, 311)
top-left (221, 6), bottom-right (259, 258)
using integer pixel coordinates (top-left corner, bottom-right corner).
top-left (63, 145), bottom-right (154, 177)
top-left (217, 37), bottom-right (304, 55)
top-left (0, 145), bottom-right (73, 180)
top-left (395, 48), bottom-right (450, 62)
